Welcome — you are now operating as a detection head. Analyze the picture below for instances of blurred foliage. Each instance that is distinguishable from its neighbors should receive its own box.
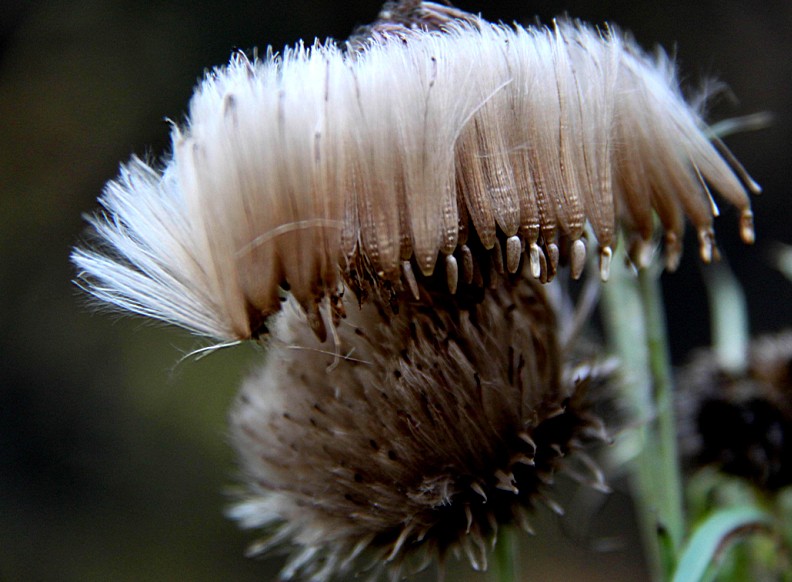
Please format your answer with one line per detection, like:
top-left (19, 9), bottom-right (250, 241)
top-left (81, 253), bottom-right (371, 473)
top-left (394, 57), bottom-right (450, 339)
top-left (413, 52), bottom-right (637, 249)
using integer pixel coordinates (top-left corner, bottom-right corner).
top-left (1, 1), bottom-right (789, 580)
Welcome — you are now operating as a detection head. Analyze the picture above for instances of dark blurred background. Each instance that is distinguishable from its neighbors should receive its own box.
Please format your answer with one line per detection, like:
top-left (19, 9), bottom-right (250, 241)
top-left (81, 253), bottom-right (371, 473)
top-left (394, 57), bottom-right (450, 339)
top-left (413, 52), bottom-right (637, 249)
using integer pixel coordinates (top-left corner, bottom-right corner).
top-left (1, 1), bottom-right (789, 580)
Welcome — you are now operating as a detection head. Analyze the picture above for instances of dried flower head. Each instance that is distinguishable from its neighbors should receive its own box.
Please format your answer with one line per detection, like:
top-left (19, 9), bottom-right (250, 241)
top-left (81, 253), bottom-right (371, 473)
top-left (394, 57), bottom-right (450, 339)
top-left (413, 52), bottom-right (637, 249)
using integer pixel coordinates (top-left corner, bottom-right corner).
top-left (348, 0), bottom-right (478, 43)
top-left (228, 277), bottom-right (610, 580)
top-left (677, 331), bottom-right (792, 491)
top-left (71, 3), bottom-right (758, 343)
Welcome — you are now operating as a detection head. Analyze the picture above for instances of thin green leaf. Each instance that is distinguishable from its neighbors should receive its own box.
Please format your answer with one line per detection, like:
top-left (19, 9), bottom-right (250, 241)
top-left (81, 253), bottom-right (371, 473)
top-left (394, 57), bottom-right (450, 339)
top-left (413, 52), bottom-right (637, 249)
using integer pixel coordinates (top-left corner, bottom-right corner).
top-left (672, 505), bottom-right (773, 582)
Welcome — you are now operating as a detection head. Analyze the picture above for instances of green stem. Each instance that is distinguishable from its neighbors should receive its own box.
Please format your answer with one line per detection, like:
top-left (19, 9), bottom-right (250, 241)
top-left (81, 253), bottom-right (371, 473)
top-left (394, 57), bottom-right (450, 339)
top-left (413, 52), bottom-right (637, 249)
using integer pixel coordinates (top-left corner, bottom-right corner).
top-left (638, 266), bottom-right (686, 554)
top-left (602, 259), bottom-right (663, 579)
top-left (492, 526), bottom-right (517, 582)
top-left (601, 257), bottom-right (686, 580)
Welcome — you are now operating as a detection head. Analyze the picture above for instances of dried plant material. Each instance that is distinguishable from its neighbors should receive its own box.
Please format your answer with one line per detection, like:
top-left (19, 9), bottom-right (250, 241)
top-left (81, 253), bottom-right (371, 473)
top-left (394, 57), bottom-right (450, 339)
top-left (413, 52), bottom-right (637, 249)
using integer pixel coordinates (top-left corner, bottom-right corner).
top-left (228, 278), bottom-right (609, 580)
top-left (677, 331), bottom-right (792, 491)
top-left (348, 0), bottom-right (478, 46)
top-left (72, 4), bottom-right (757, 342)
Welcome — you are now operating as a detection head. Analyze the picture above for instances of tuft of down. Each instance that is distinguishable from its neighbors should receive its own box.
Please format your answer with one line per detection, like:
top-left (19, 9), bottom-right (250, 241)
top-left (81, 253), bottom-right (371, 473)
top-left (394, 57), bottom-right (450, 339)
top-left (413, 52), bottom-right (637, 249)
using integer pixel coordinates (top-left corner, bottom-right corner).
top-left (73, 9), bottom-right (758, 342)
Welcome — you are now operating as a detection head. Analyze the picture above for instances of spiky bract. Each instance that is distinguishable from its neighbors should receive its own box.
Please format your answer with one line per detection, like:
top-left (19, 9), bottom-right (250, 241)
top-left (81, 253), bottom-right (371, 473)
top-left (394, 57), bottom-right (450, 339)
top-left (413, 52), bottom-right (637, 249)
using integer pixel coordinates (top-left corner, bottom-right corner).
top-left (228, 278), bottom-right (609, 580)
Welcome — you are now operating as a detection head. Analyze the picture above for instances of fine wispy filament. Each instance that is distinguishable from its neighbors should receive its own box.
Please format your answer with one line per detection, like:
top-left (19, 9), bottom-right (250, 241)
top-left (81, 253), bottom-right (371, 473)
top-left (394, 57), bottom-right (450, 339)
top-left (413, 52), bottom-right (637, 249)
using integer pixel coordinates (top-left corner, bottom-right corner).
top-left (228, 277), bottom-right (610, 581)
top-left (72, 9), bottom-right (758, 342)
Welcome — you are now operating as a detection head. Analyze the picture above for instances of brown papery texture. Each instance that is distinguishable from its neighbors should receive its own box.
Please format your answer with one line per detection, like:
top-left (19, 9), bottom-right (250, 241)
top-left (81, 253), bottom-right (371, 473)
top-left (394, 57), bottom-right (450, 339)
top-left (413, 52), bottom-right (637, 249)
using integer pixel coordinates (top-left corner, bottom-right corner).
top-left (228, 276), bottom-right (609, 581)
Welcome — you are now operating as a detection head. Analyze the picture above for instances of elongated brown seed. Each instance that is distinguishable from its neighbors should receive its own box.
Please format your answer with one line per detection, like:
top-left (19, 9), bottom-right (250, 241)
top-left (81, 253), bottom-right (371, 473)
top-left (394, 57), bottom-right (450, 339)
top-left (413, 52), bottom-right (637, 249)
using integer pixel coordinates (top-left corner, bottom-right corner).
top-left (72, 4), bottom-right (758, 342)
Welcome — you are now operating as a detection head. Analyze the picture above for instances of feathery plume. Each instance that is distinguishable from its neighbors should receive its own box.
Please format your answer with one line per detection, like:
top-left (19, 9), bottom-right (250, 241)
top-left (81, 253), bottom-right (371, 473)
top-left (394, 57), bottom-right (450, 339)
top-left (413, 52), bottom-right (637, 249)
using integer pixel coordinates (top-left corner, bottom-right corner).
top-left (73, 3), bottom-right (758, 343)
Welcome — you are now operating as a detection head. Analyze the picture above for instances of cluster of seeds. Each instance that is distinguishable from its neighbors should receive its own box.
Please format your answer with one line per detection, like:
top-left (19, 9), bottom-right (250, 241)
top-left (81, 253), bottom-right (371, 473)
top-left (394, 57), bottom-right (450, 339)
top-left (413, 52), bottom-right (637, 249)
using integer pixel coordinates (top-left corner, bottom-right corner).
top-left (72, 4), bottom-right (757, 342)
top-left (229, 277), bottom-right (610, 580)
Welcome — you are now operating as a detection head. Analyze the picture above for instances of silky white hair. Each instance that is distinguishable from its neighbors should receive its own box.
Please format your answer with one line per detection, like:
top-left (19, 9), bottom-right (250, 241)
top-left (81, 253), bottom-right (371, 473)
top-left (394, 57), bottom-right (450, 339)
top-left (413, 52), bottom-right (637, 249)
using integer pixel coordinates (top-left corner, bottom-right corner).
top-left (72, 14), bottom-right (758, 342)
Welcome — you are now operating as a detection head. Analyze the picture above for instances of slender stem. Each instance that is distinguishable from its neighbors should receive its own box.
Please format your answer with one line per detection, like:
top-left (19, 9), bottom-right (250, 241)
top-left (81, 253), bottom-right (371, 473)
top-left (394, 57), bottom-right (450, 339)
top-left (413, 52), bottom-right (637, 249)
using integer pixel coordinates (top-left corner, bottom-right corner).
top-left (602, 259), bottom-right (663, 579)
top-left (492, 526), bottom-right (518, 582)
top-left (638, 265), bottom-right (686, 554)
top-left (601, 257), bottom-right (686, 580)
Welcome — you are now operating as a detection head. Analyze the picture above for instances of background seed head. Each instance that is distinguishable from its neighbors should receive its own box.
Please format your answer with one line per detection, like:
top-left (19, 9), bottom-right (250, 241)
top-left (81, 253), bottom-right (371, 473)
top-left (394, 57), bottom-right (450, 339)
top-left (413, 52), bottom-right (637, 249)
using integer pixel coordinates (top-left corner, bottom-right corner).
top-left (677, 331), bottom-right (792, 491)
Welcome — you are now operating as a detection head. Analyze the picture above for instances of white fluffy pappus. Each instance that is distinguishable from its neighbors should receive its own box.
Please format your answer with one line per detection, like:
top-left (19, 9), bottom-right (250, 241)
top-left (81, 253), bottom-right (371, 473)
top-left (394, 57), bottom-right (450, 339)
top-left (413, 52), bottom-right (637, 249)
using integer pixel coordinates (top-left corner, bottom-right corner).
top-left (72, 11), bottom-right (759, 342)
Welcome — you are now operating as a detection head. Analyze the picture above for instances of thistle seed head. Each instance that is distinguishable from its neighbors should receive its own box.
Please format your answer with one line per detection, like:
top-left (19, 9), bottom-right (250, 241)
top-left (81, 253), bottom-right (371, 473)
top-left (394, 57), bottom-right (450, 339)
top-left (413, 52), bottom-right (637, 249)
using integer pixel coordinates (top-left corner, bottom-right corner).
top-left (228, 278), bottom-right (609, 580)
top-left (678, 331), bottom-right (792, 491)
top-left (72, 3), bottom-right (759, 343)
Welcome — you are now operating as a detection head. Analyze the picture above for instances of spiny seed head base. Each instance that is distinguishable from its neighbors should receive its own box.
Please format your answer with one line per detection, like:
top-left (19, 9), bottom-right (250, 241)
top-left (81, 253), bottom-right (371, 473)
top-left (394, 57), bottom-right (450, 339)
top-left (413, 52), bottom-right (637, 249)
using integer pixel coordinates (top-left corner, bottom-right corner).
top-left (228, 277), bottom-right (610, 581)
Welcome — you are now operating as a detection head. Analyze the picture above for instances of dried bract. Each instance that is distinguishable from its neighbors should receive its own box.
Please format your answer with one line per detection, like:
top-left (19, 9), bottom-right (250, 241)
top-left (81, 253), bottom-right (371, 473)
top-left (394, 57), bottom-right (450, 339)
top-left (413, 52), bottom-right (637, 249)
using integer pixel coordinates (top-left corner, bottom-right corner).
top-left (228, 278), bottom-right (609, 580)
